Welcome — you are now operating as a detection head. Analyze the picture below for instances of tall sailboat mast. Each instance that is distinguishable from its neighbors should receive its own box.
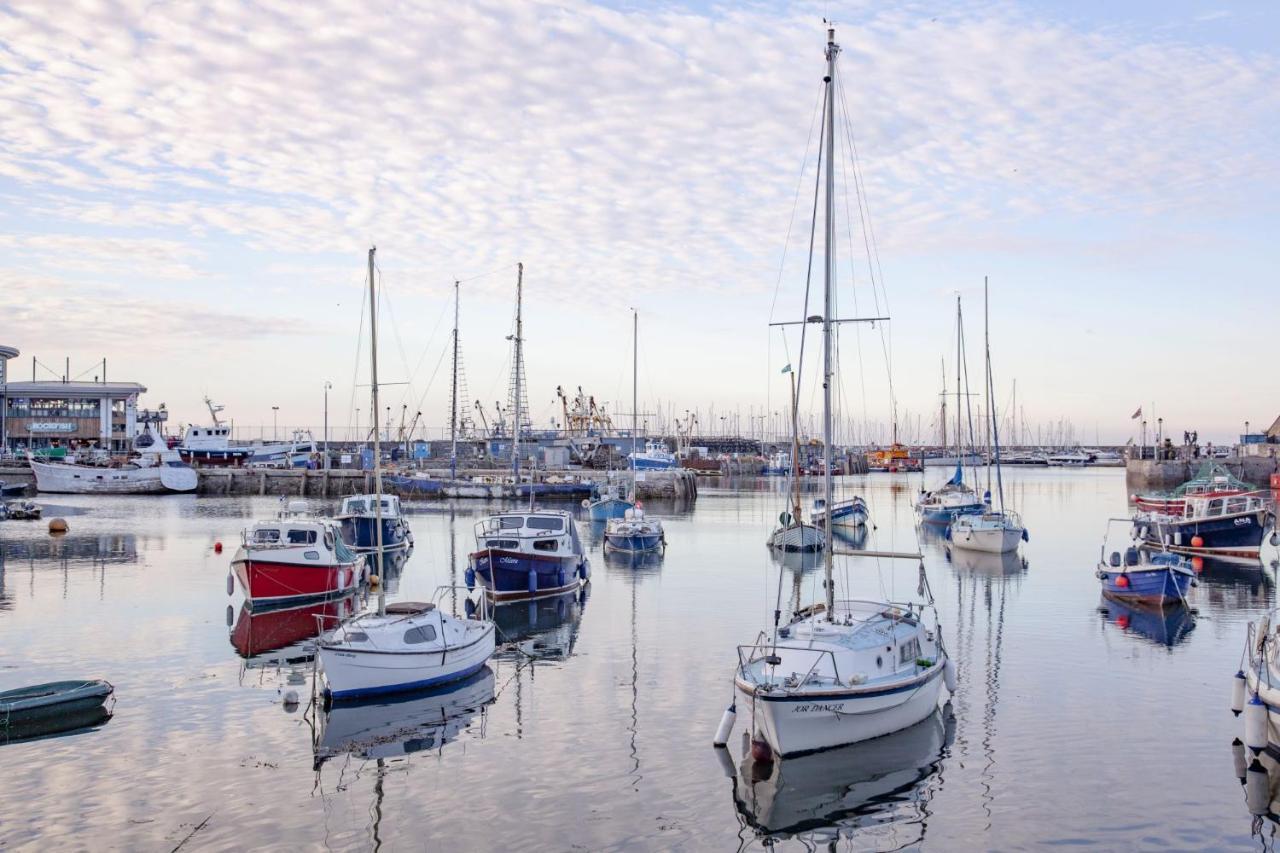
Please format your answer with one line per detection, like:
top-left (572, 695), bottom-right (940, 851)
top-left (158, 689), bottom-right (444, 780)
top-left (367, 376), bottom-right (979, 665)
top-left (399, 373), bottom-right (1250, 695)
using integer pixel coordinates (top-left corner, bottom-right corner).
top-left (368, 247), bottom-right (386, 613)
top-left (450, 279), bottom-right (460, 480)
top-left (822, 26), bottom-right (839, 614)
top-left (631, 310), bottom-right (638, 502)
top-left (511, 262), bottom-right (524, 480)
top-left (955, 295), bottom-right (962, 466)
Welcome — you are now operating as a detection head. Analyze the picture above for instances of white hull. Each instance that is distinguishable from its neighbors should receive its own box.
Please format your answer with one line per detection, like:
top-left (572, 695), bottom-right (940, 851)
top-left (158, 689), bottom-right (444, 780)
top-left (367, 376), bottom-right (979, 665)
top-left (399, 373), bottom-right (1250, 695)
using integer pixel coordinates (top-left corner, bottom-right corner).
top-left (768, 523), bottom-right (825, 552)
top-left (30, 460), bottom-right (196, 494)
top-left (949, 525), bottom-right (1022, 554)
top-left (738, 667), bottom-right (945, 757)
top-left (320, 625), bottom-right (495, 698)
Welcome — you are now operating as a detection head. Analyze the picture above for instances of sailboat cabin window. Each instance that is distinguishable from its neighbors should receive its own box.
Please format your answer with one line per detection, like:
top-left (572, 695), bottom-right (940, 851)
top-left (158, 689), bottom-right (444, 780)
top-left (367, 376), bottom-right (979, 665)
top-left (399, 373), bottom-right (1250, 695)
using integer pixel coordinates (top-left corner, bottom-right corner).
top-left (345, 499), bottom-right (367, 514)
top-left (287, 529), bottom-right (318, 545)
top-left (899, 638), bottom-right (920, 664)
top-left (403, 625), bottom-right (438, 644)
top-left (1207, 498), bottom-right (1224, 515)
top-left (533, 539), bottom-right (558, 552)
top-left (252, 528), bottom-right (281, 543)
top-left (1226, 497), bottom-right (1247, 514)
top-left (527, 516), bottom-right (565, 531)
top-left (497, 517), bottom-right (524, 529)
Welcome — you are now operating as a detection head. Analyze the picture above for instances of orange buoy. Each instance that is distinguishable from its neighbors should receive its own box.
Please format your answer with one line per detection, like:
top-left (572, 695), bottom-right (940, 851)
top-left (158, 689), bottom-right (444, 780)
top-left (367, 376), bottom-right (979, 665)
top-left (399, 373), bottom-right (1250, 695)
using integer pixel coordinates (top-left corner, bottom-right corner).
top-left (1192, 556), bottom-right (1205, 573)
top-left (214, 541), bottom-right (223, 553)
top-left (1117, 614), bottom-right (1130, 629)
top-left (1191, 535), bottom-right (1204, 548)
top-left (1115, 575), bottom-right (1130, 588)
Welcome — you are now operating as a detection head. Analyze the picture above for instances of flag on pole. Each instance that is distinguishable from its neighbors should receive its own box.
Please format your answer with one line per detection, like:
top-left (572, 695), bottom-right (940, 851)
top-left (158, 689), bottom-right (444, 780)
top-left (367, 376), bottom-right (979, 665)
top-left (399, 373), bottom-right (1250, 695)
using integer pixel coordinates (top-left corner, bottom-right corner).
top-left (781, 363), bottom-right (792, 374)
top-left (1130, 406), bottom-right (1142, 419)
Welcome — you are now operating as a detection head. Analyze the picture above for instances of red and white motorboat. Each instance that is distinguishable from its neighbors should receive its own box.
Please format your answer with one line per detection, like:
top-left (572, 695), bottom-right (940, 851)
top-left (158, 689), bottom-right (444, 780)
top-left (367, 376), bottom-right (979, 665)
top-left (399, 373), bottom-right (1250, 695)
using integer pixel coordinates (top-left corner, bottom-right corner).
top-left (231, 501), bottom-right (363, 609)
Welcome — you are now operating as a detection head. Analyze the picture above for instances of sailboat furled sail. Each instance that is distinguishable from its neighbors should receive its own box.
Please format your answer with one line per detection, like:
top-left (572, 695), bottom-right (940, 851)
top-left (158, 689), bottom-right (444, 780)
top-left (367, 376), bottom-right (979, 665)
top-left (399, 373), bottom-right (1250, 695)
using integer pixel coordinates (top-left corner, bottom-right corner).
top-left (718, 26), bottom-right (953, 759)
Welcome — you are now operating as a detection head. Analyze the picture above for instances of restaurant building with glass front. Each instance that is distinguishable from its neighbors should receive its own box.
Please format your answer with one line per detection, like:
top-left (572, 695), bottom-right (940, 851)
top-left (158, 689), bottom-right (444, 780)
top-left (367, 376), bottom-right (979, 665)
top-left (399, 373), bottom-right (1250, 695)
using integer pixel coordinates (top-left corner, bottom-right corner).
top-left (0, 345), bottom-right (151, 454)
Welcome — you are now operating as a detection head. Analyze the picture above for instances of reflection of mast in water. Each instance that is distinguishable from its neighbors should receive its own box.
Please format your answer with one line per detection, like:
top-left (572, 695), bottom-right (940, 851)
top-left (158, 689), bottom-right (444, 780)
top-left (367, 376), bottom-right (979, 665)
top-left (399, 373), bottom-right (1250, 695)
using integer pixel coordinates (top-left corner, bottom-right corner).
top-left (448, 506), bottom-right (458, 616)
top-left (629, 575), bottom-right (641, 791)
top-left (951, 551), bottom-right (1018, 829)
top-left (372, 757), bottom-right (386, 850)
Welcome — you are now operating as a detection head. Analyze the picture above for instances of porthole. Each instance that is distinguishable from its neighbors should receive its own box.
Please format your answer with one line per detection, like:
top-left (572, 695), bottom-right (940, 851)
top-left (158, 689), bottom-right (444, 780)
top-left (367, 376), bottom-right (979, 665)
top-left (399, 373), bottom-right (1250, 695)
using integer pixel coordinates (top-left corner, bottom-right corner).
top-left (876, 655), bottom-right (883, 668)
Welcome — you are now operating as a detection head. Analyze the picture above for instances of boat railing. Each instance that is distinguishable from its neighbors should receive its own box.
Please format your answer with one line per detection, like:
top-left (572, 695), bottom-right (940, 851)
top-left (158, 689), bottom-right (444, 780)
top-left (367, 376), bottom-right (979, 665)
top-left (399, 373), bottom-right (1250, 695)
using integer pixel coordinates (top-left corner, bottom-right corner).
top-left (471, 518), bottom-right (570, 541)
top-left (736, 642), bottom-right (844, 690)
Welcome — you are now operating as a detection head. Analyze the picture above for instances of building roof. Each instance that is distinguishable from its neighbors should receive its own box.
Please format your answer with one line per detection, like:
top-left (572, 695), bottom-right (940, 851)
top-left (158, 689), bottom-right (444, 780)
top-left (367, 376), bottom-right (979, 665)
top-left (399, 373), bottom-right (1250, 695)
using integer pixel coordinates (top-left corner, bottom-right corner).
top-left (0, 345), bottom-right (18, 360)
top-left (1267, 414), bottom-right (1280, 439)
top-left (1, 380), bottom-right (146, 397)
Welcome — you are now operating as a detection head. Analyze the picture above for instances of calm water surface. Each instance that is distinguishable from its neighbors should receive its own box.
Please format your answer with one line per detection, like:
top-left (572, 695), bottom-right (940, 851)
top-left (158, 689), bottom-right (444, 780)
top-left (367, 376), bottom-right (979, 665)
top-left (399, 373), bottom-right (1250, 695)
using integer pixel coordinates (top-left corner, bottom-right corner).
top-left (2, 469), bottom-right (1278, 850)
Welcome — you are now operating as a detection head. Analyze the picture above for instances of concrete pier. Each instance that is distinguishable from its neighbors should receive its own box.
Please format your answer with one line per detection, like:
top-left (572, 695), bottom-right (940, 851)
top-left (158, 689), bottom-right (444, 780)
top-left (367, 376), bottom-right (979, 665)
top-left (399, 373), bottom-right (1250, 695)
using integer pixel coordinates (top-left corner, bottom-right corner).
top-left (1125, 456), bottom-right (1280, 489)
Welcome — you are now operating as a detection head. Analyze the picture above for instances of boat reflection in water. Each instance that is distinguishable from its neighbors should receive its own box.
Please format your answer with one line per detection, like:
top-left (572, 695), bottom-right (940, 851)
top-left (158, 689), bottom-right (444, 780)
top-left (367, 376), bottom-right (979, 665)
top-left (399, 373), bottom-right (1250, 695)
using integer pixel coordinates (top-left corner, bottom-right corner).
top-left (313, 667), bottom-right (495, 768)
top-left (946, 547), bottom-right (1028, 577)
top-left (602, 545), bottom-right (664, 574)
top-left (1098, 595), bottom-right (1196, 648)
top-left (488, 585), bottom-right (588, 662)
top-left (727, 706), bottom-right (954, 843)
top-left (229, 594), bottom-right (360, 665)
top-left (367, 545), bottom-right (411, 596)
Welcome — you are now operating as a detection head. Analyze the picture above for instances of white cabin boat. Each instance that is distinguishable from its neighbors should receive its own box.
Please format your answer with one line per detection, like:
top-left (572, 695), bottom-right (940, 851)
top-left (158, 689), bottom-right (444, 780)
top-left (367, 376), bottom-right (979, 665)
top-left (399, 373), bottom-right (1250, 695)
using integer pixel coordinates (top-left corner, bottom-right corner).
top-left (30, 428), bottom-right (196, 494)
top-left (318, 600), bottom-right (496, 699)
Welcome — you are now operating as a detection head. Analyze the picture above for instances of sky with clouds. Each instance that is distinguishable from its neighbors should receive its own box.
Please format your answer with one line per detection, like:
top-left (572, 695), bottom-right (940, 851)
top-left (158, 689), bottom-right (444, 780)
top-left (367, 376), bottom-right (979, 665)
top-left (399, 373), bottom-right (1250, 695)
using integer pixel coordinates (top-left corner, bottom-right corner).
top-left (0, 0), bottom-right (1275, 445)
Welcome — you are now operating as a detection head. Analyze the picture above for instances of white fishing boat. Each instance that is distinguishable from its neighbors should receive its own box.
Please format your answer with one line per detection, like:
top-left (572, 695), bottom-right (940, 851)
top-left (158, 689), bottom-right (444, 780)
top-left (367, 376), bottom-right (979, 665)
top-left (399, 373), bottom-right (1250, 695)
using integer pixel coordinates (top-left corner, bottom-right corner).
top-left (318, 247), bottom-right (496, 700)
top-left (719, 27), bottom-right (953, 760)
top-left (29, 427), bottom-right (197, 494)
top-left (604, 311), bottom-right (666, 554)
top-left (178, 398), bottom-right (253, 465)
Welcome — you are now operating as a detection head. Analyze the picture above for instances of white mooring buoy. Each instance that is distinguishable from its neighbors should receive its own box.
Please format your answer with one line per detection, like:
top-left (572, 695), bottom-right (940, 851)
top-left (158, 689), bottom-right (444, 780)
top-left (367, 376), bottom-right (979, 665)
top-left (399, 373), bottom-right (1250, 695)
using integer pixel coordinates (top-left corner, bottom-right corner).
top-left (713, 702), bottom-right (736, 747)
top-left (227, 573), bottom-right (235, 596)
top-left (945, 657), bottom-right (958, 693)
top-left (1246, 692), bottom-right (1269, 754)
top-left (1234, 670), bottom-right (1248, 717)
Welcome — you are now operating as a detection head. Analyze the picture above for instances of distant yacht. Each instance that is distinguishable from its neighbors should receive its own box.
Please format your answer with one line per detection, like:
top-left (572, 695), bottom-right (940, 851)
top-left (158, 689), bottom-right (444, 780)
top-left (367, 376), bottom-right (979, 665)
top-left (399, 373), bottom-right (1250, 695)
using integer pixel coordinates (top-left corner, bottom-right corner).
top-left (1047, 450), bottom-right (1090, 467)
top-left (30, 426), bottom-right (197, 495)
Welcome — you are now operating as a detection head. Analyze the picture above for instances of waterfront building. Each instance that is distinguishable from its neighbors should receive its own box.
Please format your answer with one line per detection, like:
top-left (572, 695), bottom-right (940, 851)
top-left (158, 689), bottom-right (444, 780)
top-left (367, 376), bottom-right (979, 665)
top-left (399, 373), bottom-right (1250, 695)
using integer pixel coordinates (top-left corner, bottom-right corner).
top-left (0, 345), bottom-right (157, 454)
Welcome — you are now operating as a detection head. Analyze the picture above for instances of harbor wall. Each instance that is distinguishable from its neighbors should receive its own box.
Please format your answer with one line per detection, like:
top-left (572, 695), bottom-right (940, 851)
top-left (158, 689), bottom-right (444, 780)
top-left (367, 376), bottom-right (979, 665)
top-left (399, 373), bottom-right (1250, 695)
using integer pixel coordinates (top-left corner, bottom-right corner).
top-left (1125, 456), bottom-right (1280, 489)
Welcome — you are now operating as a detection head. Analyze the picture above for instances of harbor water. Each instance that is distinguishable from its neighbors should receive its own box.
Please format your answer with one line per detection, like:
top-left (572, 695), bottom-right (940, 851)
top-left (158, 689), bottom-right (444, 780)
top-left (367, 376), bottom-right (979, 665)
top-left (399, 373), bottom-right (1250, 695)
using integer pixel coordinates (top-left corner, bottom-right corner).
top-left (0, 468), bottom-right (1275, 849)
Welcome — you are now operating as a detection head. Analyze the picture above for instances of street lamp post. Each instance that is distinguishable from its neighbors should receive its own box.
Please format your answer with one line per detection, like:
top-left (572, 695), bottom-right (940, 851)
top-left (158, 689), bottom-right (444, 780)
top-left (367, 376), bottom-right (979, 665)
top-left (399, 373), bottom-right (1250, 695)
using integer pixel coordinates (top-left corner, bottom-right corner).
top-left (272, 406), bottom-right (279, 442)
top-left (323, 382), bottom-right (332, 469)
top-left (1157, 417), bottom-right (1163, 459)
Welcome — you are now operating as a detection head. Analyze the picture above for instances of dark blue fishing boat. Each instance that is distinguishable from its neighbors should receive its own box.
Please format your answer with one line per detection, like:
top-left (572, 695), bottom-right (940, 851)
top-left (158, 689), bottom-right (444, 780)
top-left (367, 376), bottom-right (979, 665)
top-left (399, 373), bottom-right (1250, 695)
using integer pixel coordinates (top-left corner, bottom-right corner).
top-left (1134, 491), bottom-right (1273, 559)
top-left (336, 494), bottom-right (413, 551)
top-left (467, 510), bottom-right (589, 601)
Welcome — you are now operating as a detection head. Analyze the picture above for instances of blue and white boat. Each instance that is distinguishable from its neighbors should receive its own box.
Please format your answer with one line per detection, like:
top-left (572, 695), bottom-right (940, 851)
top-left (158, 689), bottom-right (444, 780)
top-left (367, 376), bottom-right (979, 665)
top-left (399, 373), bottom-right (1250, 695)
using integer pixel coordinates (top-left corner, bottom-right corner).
top-left (915, 465), bottom-right (988, 526)
top-left (336, 493), bottom-right (413, 551)
top-left (811, 496), bottom-right (868, 530)
top-left (584, 478), bottom-right (633, 521)
top-left (603, 310), bottom-right (666, 553)
top-left (629, 439), bottom-right (678, 471)
top-left (1096, 542), bottom-right (1194, 607)
top-left (604, 506), bottom-right (666, 553)
top-left (467, 510), bottom-right (589, 602)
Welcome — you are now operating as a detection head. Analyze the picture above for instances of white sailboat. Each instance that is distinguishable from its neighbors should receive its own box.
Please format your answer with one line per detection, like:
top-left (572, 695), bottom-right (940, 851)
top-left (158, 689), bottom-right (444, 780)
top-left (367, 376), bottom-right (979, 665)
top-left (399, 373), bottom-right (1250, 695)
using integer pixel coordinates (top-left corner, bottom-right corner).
top-left (950, 278), bottom-right (1027, 555)
top-left (719, 27), bottom-right (953, 760)
top-left (318, 248), bottom-right (495, 700)
top-left (604, 311), bottom-right (666, 553)
top-left (767, 365), bottom-right (824, 553)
